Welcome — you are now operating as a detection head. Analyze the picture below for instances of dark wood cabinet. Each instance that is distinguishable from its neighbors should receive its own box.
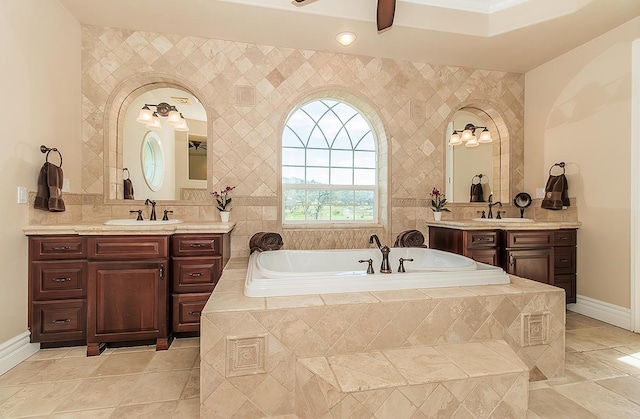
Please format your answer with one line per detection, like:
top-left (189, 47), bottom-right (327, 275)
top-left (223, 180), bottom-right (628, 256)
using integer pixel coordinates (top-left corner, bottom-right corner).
top-left (428, 226), bottom-right (577, 304)
top-left (29, 236), bottom-right (87, 346)
top-left (28, 231), bottom-right (231, 352)
top-left (170, 234), bottom-right (230, 334)
top-left (86, 236), bottom-right (169, 356)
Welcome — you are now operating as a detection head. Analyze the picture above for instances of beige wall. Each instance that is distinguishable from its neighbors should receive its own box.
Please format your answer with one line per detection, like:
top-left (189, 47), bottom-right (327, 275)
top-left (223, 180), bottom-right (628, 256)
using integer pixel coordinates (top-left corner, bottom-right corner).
top-left (525, 16), bottom-right (640, 308)
top-left (0, 1), bottom-right (81, 342)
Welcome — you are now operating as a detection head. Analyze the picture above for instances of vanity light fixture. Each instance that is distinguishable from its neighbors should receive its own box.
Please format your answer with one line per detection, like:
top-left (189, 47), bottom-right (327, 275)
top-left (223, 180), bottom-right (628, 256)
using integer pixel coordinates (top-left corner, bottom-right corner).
top-left (136, 102), bottom-right (189, 131)
top-left (336, 32), bottom-right (357, 46)
top-left (449, 123), bottom-right (492, 147)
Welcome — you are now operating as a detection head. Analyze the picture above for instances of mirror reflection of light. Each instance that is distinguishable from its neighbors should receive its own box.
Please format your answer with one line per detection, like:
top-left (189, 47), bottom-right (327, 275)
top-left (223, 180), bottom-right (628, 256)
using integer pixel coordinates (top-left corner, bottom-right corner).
top-left (617, 354), bottom-right (640, 369)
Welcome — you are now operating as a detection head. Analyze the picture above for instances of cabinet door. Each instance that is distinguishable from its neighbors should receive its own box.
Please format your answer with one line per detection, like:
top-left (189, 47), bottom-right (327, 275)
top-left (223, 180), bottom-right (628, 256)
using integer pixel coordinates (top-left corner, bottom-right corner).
top-left (31, 300), bottom-right (86, 344)
top-left (88, 261), bottom-right (168, 341)
top-left (172, 257), bottom-right (221, 293)
top-left (172, 293), bottom-right (210, 333)
top-left (554, 274), bottom-right (576, 304)
top-left (505, 248), bottom-right (553, 284)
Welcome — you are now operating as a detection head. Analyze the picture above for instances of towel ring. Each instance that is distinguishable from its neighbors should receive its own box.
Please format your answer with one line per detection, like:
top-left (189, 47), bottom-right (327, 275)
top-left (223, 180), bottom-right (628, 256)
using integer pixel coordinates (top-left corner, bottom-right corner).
top-left (40, 145), bottom-right (63, 167)
top-left (549, 162), bottom-right (565, 176)
top-left (472, 174), bottom-right (483, 185)
top-left (123, 168), bottom-right (130, 180)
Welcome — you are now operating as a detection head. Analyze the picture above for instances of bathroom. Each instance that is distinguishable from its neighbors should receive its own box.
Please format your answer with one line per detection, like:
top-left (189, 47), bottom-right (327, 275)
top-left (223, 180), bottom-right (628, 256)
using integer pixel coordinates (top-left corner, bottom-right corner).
top-left (3, 0), bottom-right (640, 417)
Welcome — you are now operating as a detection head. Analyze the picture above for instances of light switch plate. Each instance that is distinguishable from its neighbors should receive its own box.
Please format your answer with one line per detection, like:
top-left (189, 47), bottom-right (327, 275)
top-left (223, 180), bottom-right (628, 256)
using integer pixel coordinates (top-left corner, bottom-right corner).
top-left (17, 186), bottom-right (27, 204)
top-left (62, 179), bottom-right (70, 192)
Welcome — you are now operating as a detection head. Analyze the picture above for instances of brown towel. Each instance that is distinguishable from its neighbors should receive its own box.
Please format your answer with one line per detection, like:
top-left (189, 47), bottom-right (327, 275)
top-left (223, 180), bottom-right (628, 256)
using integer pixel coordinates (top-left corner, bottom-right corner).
top-left (34, 162), bottom-right (65, 212)
top-left (393, 230), bottom-right (426, 247)
top-left (249, 232), bottom-right (284, 254)
top-left (541, 174), bottom-right (569, 210)
top-left (470, 183), bottom-right (484, 202)
top-left (124, 178), bottom-right (135, 200)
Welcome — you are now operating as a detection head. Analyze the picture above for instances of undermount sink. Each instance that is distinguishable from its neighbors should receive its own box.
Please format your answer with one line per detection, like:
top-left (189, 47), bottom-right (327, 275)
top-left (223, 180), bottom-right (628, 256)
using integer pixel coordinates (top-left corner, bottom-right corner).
top-left (472, 218), bottom-right (534, 223)
top-left (103, 219), bottom-right (183, 226)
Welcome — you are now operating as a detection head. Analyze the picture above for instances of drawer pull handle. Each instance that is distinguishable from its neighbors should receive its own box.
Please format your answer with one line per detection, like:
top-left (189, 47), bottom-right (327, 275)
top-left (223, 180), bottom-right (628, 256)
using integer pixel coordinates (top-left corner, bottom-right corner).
top-left (52, 277), bottom-right (72, 282)
top-left (188, 311), bottom-right (201, 316)
top-left (474, 237), bottom-right (492, 242)
top-left (558, 237), bottom-right (570, 241)
top-left (51, 246), bottom-right (71, 251)
top-left (189, 243), bottom-right (206, 248)
top-left (51, 319), bottom-right (71, 324)
top-left (558, 258), bottom-right (569, 263)
top-left (189, 272), bottom-right (204, 277)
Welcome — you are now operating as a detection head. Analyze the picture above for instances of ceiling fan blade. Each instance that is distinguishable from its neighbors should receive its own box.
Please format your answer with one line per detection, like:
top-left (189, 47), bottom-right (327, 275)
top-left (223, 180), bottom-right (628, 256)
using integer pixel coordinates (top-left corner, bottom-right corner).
top-left (377, 0), bottom-right (396, 31)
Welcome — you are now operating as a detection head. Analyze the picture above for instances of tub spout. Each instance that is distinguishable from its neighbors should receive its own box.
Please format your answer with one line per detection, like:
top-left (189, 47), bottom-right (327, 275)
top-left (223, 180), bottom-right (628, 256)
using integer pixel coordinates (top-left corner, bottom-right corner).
top-left (369, 234), bottom-right (392, 273)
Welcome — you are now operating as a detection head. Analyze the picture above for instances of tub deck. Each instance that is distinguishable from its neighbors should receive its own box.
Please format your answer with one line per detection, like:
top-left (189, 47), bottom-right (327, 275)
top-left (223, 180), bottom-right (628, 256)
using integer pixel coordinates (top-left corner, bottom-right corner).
top-left (200, 257), bottom-right (565, 418)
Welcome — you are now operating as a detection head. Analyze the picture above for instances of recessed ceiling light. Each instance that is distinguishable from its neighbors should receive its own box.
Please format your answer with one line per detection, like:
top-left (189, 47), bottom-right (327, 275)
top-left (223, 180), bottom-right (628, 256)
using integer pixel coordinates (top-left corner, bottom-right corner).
top-left (336, 32), bottom-right (356, 46)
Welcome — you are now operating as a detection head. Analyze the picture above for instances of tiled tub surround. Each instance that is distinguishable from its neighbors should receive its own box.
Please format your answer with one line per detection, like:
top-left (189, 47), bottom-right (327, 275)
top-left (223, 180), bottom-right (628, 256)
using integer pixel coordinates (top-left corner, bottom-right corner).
top-left (200, 259), bottom-right (565, 418)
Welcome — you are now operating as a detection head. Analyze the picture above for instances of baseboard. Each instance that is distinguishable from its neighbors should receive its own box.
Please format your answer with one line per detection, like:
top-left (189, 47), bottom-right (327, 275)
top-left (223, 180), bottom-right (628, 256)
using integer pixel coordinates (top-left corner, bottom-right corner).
top-left (567, 295), bottom-right (632, 330)
top-left (0, 332), bottom-right (39, 376)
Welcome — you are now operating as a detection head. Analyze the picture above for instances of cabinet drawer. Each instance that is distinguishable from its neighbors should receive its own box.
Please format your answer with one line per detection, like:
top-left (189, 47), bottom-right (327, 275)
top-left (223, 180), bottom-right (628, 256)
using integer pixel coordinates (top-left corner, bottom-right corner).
top-left (172, 257), bottom-right (221, 293)
top-left (171, 235), bottom-right (222, 257)
top-left (172, 293), bottom-right (210, 333)
top-left (554, 274), bottom-right (576, 304)
top-left (30, 236), bottom-right (86, 260)
top-left (32, 261), bottom-right (87, 300)
top-left (505, 231), bottom-right (553, 248)
top-left (88, 236), bottom-right (168, 260)
top-left (554, 229), bottom-right (577, 247)
top-left (465, 248), bottom-right (500, 266)
top-left (554, 247), bottom-right (576, 274)
top-left (31, 300), bottom-right (86, 343)
top-left (465, 231), bottom-right (498, 248)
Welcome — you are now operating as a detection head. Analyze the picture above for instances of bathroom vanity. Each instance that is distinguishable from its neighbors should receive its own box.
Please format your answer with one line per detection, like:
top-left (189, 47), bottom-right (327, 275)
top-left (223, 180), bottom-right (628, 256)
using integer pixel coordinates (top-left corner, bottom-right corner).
top-left (25, 222), bottom-right (232, 355)
top-left (427, 221), bottom-right (579, 303)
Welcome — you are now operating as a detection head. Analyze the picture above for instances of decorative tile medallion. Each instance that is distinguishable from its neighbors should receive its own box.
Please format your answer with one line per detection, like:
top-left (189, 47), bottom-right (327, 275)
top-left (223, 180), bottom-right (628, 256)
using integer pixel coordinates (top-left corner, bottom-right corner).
top-left (521, 312), bottom-right (550, 346)
top-left (236, 85), bottom-right (256, 107)
top-left (226, 334), bottom-right (268, 377)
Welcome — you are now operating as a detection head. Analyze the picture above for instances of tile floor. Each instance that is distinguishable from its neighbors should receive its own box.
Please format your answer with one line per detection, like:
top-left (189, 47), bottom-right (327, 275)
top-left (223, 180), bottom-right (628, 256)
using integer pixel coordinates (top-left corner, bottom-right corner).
top-left (2, 312), bottom-right (640, 418)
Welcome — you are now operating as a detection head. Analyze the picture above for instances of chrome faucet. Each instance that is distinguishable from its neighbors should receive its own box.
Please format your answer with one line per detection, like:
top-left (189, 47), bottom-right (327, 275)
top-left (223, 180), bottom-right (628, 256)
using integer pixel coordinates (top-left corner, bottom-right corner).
top-left (144, 199), bottom-right (157, 221)
top-left (369, 234), bottom-right (392, 273)
top-left (487, 193), bottom-right (502, 219)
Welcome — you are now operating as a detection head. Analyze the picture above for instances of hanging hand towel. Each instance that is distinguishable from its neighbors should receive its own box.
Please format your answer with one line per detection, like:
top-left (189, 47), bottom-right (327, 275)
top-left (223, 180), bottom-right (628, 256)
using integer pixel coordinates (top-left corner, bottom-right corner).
top-left (34, 162), bottom-right (65, 212)
top-left (470, 174), bottom-right (484, 202)
top-left (124, 178), bottom-right (135, 200)
top-left (541, 173), bottom-right (569, 210)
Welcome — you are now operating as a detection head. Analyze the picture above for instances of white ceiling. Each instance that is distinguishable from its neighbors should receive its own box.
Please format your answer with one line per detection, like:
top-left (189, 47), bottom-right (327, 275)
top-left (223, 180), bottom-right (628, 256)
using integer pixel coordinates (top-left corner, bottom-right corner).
top-left (58, 0), bottom-right (640, 72)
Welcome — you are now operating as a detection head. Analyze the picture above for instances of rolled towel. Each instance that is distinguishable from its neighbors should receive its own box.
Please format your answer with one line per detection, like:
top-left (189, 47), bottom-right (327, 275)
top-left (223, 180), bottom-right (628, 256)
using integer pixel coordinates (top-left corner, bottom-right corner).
top-left (249, 232), bottom-right (284, 254)
top-left (393, 230), bottom-right (426, 248)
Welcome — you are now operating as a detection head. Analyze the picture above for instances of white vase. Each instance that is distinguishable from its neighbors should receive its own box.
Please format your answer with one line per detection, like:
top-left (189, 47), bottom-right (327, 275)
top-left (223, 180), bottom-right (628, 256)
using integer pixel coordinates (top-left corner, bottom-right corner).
top-left (220, 211), bottom-right (230, 222)
top-left (433, 211), bottom-right (442, 221)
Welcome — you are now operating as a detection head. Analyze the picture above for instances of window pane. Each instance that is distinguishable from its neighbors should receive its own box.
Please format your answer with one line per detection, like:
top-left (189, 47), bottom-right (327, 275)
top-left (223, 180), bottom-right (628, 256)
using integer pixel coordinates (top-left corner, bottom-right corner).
top-left (282, 166), bottom-right (305, 183)
top-left (307, 167), bottom-right (329, 184)
top-left (301, 101), bottom-right (330, 122)
top-left (317, 111), bottom-right (342, 145)
top-left (286, 112), bottom-right (314, 142)
top-left (306, 190), bottom-right (331, 221)
top-left (331, 190), bottom-right (355, 220)
top-left (354, 151), bottom-right (376, 168)
top-left (332, 102), bottom-right (358, 121)
top-left (354, 169), bottom-right (376, 186)
top-left (306, 148), bottom-right (329, 166)
top-left (282, 147), bottom-right (305, 166)
top-left (307, 126), bottom-right (328, 149)
top-left (355, 190), bottom-right (375, 220)
top-left (355, 132), bottom-right (376, 151)
top-left (332, 129), bottom-right (352, 150)
top-left (283, 189), bottom-right (306, 220)
top-left (282, 127), bottom-right (303, 147)
top-left (331, 168), bottom-right (352, 185)
top-left (345, 115), bottom-right (371, 146)
top-left (331, 150), bottom-right (352, 167)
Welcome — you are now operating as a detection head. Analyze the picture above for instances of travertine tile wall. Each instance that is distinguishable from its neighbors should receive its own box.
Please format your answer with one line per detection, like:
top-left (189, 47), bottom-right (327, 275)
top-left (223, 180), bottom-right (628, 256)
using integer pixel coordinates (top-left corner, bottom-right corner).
top-left (75, 25), bottom-right (527, 256)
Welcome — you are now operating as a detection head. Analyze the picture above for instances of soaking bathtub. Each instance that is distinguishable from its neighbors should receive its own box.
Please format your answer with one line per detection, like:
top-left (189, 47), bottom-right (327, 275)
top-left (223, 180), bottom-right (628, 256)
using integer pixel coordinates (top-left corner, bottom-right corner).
top-left (244, 247), bottom-right (510, 297)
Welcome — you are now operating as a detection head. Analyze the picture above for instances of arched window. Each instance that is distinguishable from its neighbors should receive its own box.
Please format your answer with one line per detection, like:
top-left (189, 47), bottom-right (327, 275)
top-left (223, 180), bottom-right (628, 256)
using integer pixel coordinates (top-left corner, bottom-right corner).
top-left (282, 99), bottom-right (377, 223)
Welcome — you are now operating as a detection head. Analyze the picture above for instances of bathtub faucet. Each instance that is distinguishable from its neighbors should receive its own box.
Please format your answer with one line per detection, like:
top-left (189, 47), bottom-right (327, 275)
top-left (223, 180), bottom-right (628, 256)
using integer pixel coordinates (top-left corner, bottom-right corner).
top-left (369, 234), bottom-right (392, 273)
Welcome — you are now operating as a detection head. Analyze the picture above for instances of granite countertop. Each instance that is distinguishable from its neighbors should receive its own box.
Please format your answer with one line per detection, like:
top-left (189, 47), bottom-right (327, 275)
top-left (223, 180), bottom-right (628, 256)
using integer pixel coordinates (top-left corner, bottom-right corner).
top-left (425, 220), bottom-right (581, 230)
top-left (22, 221), bottom-right (235, 236)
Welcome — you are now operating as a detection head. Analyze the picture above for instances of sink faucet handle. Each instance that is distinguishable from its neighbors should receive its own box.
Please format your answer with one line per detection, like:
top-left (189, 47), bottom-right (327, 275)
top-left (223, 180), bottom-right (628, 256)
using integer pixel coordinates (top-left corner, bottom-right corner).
top-left (476, 210), bottom-right (486, 219)
top-left (398, 257), bottom-right (414, 273)
top-left (359, 259), bottom-right (375, 274)
top-left (496, 210), bottom-right (503, 219)
top-left (162, 210), bottom-right (174, 221)
top-left (129, 209), bottom-right (143, 221)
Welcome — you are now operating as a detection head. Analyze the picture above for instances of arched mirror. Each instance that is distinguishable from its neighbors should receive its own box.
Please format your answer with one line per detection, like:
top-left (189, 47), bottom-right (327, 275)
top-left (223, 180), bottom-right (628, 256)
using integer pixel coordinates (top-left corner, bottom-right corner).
top-left (113, 85), bottom-right (208, 201)
top-left (445, 107), bottom-right (506, 203)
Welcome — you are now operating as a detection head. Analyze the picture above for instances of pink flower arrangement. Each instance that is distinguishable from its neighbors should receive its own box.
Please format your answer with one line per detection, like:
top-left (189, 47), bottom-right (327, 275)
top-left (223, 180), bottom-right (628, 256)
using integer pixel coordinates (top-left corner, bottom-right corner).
top-left (212, 186), bottom-right (236, 211)
top-left (430, 188), bottom-right (450, 212)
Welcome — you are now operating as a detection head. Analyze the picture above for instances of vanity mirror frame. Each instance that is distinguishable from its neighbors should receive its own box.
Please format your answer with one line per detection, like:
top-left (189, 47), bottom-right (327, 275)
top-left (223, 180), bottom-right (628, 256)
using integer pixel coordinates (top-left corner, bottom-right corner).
top-left (103, 74), bottom-right (214, 204)
top-left (443, 102), bottom-right (512, 206)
